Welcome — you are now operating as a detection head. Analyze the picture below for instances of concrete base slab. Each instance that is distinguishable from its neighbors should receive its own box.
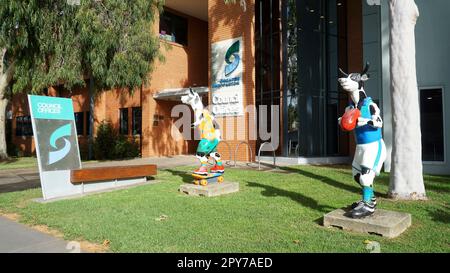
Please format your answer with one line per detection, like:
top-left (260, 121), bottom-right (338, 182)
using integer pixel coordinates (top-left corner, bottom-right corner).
top-left (179, 182), bottom-right (239, 197)
top-left (323, 208), bottom-right (412, 238)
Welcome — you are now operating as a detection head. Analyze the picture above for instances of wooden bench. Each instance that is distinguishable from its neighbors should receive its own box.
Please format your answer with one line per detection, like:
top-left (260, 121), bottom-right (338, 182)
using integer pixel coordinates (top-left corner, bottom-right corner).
top-left (71, 164), bottom-right (157, 184)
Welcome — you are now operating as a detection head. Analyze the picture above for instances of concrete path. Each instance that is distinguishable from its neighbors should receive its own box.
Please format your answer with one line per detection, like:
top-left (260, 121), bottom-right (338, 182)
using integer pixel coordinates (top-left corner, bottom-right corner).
top-left (0, 155), bottom-right (198, 194)
top-left (0, 216), bottom-right (76, 253)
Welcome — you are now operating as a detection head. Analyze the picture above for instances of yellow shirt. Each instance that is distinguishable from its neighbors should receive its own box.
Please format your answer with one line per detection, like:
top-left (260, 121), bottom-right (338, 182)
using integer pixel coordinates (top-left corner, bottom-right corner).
top-left (198, 110), bottom-right (216, 141)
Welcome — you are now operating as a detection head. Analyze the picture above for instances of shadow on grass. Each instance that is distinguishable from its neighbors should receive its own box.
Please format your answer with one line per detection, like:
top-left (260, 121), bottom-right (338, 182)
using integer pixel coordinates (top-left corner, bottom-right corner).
top-left (246, 181), bottom-right (336, 214)
top-left (424, 184), bottom-right (450, 194)
top-left (0, 157), bottom-right (19, 164)
top-left (279, 166), bottom-right (389, 199)
top-left (0, 179), bottom-right (41, 194)
top-left (424, 175), bottom-right (450, 183)
top-left (426, 207), bottom-right (450, 224)
top-left (164, 169), bottom-right (193, 183)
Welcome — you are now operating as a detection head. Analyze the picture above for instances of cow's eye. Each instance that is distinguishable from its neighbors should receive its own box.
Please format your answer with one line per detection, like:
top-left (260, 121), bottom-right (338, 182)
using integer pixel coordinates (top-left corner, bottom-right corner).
top-left (350, 74), bottom-right (361, 82)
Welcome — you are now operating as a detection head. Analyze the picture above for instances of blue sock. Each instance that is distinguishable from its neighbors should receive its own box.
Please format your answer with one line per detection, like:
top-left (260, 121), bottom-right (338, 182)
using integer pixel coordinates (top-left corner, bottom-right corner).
top-left (362, 186), bottom-right (374, 203)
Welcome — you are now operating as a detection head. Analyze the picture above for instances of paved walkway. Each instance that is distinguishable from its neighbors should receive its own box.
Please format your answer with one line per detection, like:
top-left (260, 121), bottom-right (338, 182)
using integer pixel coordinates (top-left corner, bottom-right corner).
top-left (0, 216), bottom-right (76, 253)
top-left (0, 155), bottom-right (198, 194)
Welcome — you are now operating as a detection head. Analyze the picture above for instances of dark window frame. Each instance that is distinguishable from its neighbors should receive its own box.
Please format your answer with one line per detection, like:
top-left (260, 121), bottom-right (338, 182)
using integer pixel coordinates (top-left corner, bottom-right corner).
top-left (132, 107), bottom-right (142, 135)
top-left (119, 108), bottom-right (129, 135)
top-left (74, 112), bottom-right (85, 136)
top-left (15, 115), bottom-right (33, 137)
top-left (159, 9), bottom-right (188, 46)
top-left (420, 86), bottom-right (446, 163)
top-left (86, 111), bottom-right (92, 136)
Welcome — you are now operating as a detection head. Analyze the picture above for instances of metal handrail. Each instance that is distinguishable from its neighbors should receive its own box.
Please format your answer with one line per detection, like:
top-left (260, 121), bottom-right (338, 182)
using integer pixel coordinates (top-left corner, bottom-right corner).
top-left (233, 141), bottom-right (254, 167)
top-left (217, 140), bottom-right (233, 166)
top-left (258, 142), bottom-right (277, 170)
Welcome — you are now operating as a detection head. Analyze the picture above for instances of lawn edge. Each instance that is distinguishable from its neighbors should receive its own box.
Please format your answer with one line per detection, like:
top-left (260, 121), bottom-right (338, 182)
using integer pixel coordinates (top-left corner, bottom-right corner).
top-left (0, 209), bottom-right (110, 253)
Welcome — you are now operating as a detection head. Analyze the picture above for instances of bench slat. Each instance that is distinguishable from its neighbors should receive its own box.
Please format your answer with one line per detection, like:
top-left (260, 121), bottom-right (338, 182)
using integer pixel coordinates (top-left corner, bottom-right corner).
top-left (71, 164), bottom-right (157, 184)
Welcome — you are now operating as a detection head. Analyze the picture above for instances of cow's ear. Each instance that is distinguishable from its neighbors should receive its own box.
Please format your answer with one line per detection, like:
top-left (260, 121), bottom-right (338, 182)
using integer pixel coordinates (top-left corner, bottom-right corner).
top-left (339, 68), bottom-right (349, 77)
top-left (361, 74), bottom-right (370, 81)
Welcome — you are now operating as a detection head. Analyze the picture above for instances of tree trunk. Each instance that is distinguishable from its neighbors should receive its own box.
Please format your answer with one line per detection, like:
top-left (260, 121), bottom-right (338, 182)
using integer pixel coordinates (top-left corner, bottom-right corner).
top-left (88, 77), bottom-right (94, 160)
top-left (0, 96), bottom-right (8, 160)
top-left (388, 0), bottom-right (426, 200)
top-left (0, 48), bottom-right (13, 160)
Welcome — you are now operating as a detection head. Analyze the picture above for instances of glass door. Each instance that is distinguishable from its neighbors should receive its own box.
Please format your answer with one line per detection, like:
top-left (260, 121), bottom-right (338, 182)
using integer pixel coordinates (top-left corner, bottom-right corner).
top-left (282, 0), bottom-right (348, 157)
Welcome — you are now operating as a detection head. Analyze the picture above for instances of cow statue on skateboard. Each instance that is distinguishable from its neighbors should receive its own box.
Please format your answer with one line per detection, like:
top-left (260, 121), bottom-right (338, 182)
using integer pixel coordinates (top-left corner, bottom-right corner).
top-left (181, 88), bottom-right (224, 186)
top-left (338, 63), bottom-right (387, 219)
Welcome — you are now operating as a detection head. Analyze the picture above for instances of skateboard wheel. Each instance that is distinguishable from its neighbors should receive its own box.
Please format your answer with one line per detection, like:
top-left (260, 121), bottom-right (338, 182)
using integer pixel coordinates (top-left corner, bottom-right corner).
top-left (194, 180), bottom-right (200, 185)
top-left (200, 179), bottom-right (208, 186)
top-left (217, 176), bottom-right (224, 183)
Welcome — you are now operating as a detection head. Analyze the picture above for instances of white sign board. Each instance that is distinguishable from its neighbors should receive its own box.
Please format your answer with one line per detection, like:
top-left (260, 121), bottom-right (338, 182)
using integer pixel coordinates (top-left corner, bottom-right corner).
top-left (29, 95), bottom-right (148, 201)
top-left (28, 95), bottom-right (82, 200)
top-left (211, 37), bottom-right (244, 117)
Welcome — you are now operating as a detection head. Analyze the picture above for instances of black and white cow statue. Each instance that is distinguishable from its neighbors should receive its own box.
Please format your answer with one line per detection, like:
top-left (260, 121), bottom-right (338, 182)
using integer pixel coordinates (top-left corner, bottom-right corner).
top-left (338, 62), bottom-right (387, 219)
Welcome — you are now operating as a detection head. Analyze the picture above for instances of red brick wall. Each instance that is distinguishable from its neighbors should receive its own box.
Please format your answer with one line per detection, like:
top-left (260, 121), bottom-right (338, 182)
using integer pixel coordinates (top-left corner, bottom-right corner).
top-left (141, 9), bottom-right (208, 157)
top-left (208, 0), bottom-right (256, 162)
top-left (346, 0), bottom-right (363, 157)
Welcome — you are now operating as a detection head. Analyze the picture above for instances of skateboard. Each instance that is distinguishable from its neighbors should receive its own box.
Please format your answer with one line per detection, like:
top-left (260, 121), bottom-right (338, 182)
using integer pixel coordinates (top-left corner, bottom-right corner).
top-left (192, 172), bottom-right (224, 186)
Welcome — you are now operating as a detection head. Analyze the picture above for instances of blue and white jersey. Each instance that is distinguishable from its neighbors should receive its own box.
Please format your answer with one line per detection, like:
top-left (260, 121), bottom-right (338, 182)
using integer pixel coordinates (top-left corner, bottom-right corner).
top-left (354, 97), bottom-right (382, 145)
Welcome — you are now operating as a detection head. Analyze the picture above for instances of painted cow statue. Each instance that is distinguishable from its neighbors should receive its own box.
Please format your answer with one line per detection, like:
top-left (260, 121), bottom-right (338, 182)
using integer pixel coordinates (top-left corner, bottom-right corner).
top-left (338, 62), bottom-right (387, 219)
top-left (181, 88), bottom-right (224, 175)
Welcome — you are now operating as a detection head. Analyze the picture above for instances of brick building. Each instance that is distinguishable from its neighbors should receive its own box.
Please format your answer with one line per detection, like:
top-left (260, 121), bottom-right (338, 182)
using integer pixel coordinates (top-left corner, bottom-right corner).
top-left (5, 0), bottom-right (364, 163)
top-left (6, 0), bottom-right (448, 174)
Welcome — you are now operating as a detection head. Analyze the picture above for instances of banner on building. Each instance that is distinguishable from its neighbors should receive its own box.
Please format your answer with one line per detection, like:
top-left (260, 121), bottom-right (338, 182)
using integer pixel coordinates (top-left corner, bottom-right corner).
top-left (29, 95), bottom-right (82, 200)
top-left (211, 37), bottom-right (244, 117)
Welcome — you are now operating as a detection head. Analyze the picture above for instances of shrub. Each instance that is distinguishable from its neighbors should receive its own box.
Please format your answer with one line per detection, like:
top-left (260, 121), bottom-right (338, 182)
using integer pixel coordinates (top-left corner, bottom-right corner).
top-left (113, 135), bottom-right (140, 159)
top-left (93, 122), bottom-right (140, 160)
top-left (6, 142), bottom-right (19, 157)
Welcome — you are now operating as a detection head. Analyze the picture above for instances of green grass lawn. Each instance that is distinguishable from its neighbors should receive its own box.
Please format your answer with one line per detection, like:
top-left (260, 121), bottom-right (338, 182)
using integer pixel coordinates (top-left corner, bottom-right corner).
top-left (0, 157), bottom-right (38, 170)
top-left (0, 157), bottom-right (101, 170)
top-left (0, 165), bottom-right (448, 253)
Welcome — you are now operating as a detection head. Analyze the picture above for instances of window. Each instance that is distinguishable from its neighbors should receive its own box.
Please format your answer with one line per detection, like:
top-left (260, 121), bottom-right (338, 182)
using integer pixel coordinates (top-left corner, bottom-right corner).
top-left (420, 88), bottom-right (445, 162)
top-left (15, 116), bottom-right (33, 137)
top-left (153, 114), bottom-right (164, 127)
top-left (132, 107), bottom-right (142, 135)
top-left (159, 10), bottom-right (188, 46)
top-left (86, 111), bottom-right (92, 136)
top-left (6, 111), bottom-right (12, 143)
top-left (258, 0), bottom-right (347, 157)
top-left (119, 108), bottom-right (129, 135)
top-left (74, 112), bottom-right (84, 136)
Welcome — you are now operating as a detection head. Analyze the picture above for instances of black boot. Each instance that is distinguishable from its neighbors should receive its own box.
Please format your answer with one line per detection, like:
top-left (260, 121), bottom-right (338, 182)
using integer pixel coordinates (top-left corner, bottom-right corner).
top-left (349, 196), bottom-right (377, 209)
top-left (350, 201), bottom-right (376, 219)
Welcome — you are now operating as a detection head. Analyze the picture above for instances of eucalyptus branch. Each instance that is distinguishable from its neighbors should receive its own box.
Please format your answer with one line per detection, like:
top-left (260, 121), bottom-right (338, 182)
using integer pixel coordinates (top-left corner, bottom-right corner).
top-left (0, 48), bottom-right (6, 73)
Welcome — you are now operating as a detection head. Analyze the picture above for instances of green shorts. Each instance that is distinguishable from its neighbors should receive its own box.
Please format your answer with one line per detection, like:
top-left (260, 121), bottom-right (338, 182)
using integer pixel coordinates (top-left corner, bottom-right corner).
top-left (196, 138), bottom-right (219, 155)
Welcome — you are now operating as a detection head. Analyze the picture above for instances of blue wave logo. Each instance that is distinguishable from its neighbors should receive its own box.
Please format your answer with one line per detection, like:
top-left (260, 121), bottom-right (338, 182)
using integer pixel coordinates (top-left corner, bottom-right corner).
top-left (48, 124), bottom-right (72, 165)
top-left (224, 40), bottom-right (240, 77)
